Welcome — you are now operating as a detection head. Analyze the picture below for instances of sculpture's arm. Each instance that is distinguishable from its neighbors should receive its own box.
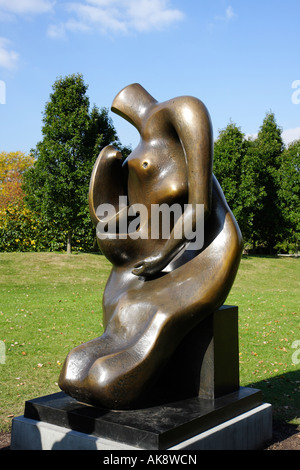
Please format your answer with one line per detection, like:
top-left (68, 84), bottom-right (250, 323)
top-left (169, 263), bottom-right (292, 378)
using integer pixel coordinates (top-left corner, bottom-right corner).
top-left (169, 97), bottom-right (213, 213)
top-left (132, 97), bottom-right (213, 276)
top-left (89, 145), bottom-right (128, 228)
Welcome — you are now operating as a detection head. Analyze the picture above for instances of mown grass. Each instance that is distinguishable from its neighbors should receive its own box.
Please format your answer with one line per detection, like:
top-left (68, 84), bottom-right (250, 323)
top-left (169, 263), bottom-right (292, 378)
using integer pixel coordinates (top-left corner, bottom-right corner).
top-left (227, 255), bottom-right (300, 425)
top-left (0, 252), bottom-right (110, 432)
top-left (0, 252), bottom-right (299, 432)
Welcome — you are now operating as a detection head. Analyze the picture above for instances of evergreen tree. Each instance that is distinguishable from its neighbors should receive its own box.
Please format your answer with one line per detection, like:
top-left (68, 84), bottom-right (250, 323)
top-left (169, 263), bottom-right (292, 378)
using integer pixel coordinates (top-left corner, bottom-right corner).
top-left (213, 114), bottom-right (286, 252)
top-left (213, 122), bottom-right (249, 239)
top-left (277, 140), bottom-right (300, 254)
top-left (238, 138), bottom-right (267, 247)
top-left (251, 112), bottom-right (285, 253)
top-left (23, 74), bottom-right (121, 253)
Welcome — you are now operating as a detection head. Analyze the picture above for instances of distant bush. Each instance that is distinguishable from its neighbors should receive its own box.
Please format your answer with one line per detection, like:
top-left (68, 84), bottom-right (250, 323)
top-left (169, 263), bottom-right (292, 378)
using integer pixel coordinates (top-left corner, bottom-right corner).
top-left (0, 202), bottom-right (96, 253)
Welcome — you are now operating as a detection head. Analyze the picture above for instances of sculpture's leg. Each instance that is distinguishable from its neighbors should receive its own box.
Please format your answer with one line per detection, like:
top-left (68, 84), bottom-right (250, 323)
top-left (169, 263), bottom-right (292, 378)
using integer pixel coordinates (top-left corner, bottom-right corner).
top-left (59, 297), bottom-right (159, 405)
top-left (85, 306), bottom-right (210, 409)
top-left (58, 333), bottom-right (126, 403)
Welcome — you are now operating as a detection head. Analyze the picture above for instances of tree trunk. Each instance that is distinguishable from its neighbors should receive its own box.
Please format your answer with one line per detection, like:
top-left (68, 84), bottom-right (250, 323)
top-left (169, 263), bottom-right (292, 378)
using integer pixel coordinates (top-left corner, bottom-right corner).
top-left (67, 229), bottom-right (72, 255)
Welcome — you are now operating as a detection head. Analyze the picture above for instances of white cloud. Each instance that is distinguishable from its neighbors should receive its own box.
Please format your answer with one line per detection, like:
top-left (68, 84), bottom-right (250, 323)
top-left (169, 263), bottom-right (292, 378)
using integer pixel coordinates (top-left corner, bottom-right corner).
top-left (225, 6), bottom-right (236, 21)
top-left (246, 128), bottom-right (300, 146)
top-left (126, 0), bottom-right (184, 32)
top-left (49, 0), bottom-right (184, 37)
top-left (0, 37), bottom-right (19, 69)
top-left (214, 5), bottom-right (237, 23)
top-left (66, 2), bottom-right (128, 34)
top-left (208, 5), bottom-right (237, 32)
top-left (0, 0), bottom-right (54, 16)
top-left (245, 133), bottom-right (257, 141)
top-left (0, 1), bottom-right (55, 65)
top-left (47, 23), bottom-right (67, 39)
top-left (282, 127), bottom-right (300, 145)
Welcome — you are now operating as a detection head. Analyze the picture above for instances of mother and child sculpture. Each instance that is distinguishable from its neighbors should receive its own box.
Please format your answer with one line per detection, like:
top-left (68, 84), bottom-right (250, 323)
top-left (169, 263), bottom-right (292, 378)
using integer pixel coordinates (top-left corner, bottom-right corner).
top-left (58, 83), bottom-right (243, 410)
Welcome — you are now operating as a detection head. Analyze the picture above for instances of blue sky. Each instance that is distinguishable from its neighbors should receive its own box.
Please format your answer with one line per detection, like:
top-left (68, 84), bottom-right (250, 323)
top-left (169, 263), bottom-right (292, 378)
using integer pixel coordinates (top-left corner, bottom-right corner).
top-left (0, 0), bottom-right (299, 153)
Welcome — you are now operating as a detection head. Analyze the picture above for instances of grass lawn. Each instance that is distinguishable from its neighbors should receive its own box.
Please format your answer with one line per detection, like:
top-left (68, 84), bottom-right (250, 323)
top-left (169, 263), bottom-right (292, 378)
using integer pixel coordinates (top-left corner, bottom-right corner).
top-left (227, 255), bottom-right (299, 426)
top-left (0, 252), bottom-right (299, 433)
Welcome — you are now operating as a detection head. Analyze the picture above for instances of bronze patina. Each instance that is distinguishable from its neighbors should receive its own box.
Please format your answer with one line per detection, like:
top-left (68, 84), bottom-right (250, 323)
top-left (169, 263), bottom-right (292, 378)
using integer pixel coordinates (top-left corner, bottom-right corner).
top-left (58, 84), bottom-right (243, 409)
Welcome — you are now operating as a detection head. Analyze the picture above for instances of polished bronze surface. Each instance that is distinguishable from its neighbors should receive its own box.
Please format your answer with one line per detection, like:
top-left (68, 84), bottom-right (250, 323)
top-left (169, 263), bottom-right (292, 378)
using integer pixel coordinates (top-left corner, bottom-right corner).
top-left (58, 84), bottom-right (243, 409)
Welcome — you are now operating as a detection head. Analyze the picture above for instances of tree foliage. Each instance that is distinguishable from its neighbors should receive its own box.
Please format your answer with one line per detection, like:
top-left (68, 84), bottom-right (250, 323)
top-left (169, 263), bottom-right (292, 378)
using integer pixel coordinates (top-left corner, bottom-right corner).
top-left (277, 140), bottom-right (300, 253)
top-left (0, 151), bottom-right (34, 209)
top-left (0, 202), bottom-right (96, 252)
top-left (0, 77), bottom-right (298, 255)
top-left (213, 122), bottom-right (250, 238)
top-left (23, 74), bottom-right (123, 253)
top-left (251, 112), bottom-right (285, 252)
top-left (213, 113), bottom-right (298, 254)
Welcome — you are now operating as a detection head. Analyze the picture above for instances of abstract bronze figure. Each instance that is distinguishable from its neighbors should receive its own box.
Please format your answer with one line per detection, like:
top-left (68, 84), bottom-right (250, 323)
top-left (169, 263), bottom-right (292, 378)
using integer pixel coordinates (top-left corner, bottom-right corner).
top-left (58, 84), bottom-right (243, 409)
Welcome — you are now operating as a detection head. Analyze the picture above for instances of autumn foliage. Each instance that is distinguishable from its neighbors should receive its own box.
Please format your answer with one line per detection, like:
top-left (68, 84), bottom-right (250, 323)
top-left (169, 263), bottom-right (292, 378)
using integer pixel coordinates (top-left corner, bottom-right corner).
top-left (0, 151), bottom-right (92, 252)
top-left (0, 151), bottom-right (34, 210)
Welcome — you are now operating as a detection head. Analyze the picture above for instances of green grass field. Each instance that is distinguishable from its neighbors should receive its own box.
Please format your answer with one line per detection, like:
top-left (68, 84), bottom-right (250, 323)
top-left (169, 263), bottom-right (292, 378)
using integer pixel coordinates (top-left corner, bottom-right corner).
top-left (0, 252), bottom-right (299, 432)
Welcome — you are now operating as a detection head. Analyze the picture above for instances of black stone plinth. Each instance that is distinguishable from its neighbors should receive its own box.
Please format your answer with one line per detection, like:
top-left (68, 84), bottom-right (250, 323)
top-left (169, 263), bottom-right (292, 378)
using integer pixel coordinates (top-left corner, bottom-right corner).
top-left (24, 387), bottom-right (262, 450)
top-left (154, 305), bottom-right (240, 402)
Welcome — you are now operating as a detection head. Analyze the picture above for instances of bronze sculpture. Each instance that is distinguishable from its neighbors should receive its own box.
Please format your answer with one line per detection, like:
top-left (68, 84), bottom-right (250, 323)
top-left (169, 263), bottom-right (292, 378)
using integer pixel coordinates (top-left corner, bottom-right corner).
top-left (58, 84), bottom-right (243, 409)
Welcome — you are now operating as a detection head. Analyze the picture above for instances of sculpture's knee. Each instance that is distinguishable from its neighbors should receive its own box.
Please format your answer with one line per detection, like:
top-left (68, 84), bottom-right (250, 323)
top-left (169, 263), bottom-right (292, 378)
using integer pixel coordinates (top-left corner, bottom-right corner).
top-left (58, 345), bottom-right (88, 390)
top-left (86, 355), bottom-right (141, 409)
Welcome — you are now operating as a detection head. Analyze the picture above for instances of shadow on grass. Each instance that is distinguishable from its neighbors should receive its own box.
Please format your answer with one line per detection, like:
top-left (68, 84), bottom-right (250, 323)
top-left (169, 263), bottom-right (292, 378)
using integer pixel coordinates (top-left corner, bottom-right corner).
top-left (246, 368), bottom-right (300, 443)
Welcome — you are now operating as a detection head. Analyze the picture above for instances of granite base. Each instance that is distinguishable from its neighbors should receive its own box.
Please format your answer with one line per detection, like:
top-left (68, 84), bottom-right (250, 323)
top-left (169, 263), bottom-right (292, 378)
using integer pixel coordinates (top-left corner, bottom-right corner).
top-left (11, 403), bottom-right (272, 450)
top-left (11, 387), bottom-right (272, 450)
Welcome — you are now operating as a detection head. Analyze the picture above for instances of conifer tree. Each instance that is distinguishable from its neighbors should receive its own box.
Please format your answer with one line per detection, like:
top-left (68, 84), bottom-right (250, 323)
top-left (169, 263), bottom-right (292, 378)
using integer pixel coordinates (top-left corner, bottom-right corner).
top-left (251, 112), bottom-right (284, 253)
top-left (23, 74), bottom-right (121, 253)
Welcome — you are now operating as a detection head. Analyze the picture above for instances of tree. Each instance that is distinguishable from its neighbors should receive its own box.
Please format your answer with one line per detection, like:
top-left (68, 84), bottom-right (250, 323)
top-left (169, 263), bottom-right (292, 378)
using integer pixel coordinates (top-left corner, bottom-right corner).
top-left (213, 114), bottom-right (287, 253)
top-left (23, 74), bottom-right (122, 254)
top-left (251, 112), bottom-right (285, 253)
top-left (0, 151), bottom-right (34, 209)
top-left (238, 138), bottom-right (267, 246)
top-left (277, 140), bottom-right (300, 254)
top-left (213, 122), bottom-right (250, 240)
